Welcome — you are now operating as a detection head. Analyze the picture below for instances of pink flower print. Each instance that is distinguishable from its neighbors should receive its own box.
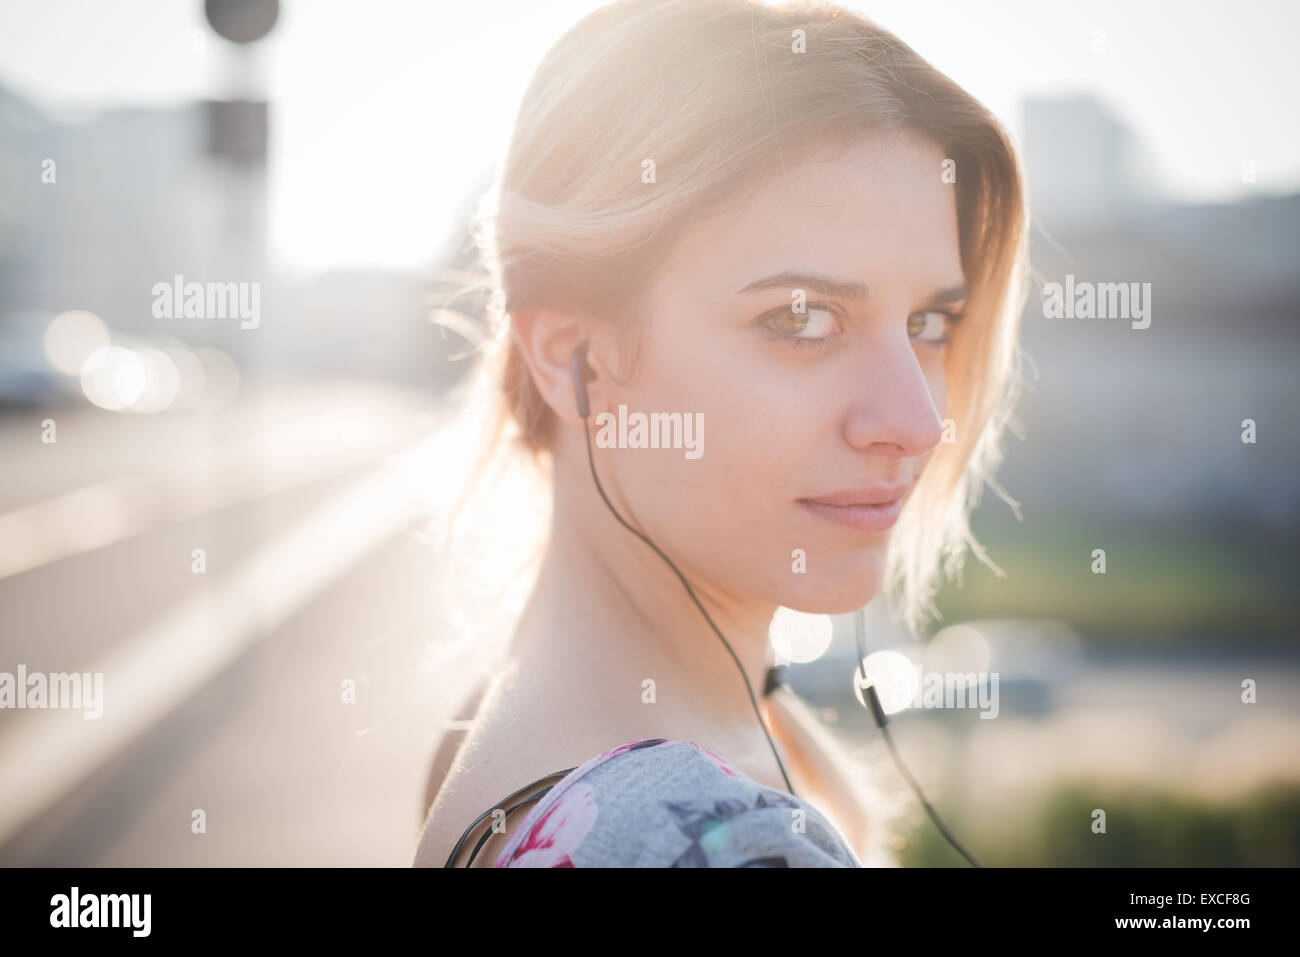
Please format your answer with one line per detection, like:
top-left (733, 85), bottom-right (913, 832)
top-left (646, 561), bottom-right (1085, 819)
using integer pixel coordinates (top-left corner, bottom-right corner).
top-left (497, 783), bottom-right (599, 867)
top-left (688, 741), bottom-right (737, 778)
top-left (601, 738), bottom-right (666, 761)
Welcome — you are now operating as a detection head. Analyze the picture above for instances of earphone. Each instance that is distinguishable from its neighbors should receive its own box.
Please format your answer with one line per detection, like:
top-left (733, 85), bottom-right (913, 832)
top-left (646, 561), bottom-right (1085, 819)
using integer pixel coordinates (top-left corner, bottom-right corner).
top-left (443, 340), bottom-right (981, 867)
top-left (569, 339), bottom-right (798, 794)
top-left (571, 339), bottom-right (979, 867)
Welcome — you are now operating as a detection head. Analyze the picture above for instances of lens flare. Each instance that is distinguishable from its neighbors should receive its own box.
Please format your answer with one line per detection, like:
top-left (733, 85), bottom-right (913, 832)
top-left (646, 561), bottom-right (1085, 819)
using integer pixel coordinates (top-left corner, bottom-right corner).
top-left (768, 606), bottom-right (833, 663)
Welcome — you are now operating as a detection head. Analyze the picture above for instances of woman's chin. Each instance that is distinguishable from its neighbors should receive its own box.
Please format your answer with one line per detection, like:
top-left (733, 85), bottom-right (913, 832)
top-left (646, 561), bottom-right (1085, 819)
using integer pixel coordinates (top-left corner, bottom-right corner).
top-left (774, 567), bottom-right (885, 616)
top-left (781, 594), bottom-right (881, 617)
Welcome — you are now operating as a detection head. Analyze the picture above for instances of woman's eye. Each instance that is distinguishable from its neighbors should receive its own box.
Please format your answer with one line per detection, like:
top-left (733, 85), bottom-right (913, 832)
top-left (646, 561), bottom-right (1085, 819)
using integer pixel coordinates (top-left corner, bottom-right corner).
top-left (907, 310), bottom-right (958, 344)
top-left (764, 304), bottom-right (842, 341)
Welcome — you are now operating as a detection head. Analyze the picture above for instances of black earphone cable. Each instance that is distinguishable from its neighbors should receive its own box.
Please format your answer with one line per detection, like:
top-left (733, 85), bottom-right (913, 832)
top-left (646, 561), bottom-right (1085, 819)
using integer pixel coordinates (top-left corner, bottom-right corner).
top-left (465, 789), bottom-right (557, 867)
top-left (443, 768), bottom-right (577, 868)
top-left (577, 403), bottom-right (797, 796)
top-left (572, 340), bottom-right (978, 866)
top-left (445, 341), bottom-right (979, 867)
top-left (853, 608), bottom-right (982, 867)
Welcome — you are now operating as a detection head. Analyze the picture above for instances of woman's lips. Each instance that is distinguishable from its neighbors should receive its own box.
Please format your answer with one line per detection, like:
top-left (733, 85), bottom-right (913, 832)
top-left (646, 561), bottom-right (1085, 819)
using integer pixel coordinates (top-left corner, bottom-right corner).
top-left (798, 497), bottom-right (903, 533)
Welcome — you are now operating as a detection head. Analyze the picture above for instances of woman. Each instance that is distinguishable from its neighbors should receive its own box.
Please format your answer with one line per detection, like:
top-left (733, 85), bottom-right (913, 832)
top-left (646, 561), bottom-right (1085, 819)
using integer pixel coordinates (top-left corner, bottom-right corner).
top-left (415, 0), bottom-right (1027, 867)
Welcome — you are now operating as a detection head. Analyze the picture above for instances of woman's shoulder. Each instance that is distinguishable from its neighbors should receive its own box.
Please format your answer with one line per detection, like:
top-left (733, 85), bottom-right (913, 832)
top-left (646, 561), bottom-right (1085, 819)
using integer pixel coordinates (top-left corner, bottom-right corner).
top-left (493, 737), bottom-right (861, 867)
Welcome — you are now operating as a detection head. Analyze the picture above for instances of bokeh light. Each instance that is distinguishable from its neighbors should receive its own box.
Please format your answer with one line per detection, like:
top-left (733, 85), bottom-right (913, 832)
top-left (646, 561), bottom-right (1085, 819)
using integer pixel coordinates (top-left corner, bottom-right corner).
top-left (192, 348), bottom-right (240, 411)
top-left (768, 606), bottom-right (833, 663)
top-left (127, 348), bottom-right (182, 413)
top-left (853, 649), bottom-right (920, 716)
top-left (80, 346), bottom-right (146, 411)
top-left (44, 310), bottom-right (110, 375)
top-left (924, 623), bottom-right (993, 690)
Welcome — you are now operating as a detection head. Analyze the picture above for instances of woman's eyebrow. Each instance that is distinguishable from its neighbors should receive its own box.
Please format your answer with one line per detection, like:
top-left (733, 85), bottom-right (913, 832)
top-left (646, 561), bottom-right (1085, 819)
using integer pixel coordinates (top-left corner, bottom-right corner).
top-left (735, 273), bottom-right (969, 308)
top-left (736, 271), bottom-right (869, 300)
top-left (926, 283), bottom-right (970, 305)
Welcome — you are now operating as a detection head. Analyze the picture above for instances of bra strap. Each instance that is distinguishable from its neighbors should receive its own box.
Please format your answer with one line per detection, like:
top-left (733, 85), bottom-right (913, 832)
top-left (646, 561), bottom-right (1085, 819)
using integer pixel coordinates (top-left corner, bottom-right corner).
top-left (444, 766), bottom-right (579, 868)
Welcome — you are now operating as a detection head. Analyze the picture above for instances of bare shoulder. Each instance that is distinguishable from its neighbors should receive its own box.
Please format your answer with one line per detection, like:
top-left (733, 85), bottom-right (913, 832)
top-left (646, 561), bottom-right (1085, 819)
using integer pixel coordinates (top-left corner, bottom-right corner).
top-left (413, 666), bottom-right (596, 868)
top-left (419, 674), bottom-right (491, 822)
top-left (415, 669), bottom-right (520, 868)
top-left (415, 728), bottom-right (556, 868)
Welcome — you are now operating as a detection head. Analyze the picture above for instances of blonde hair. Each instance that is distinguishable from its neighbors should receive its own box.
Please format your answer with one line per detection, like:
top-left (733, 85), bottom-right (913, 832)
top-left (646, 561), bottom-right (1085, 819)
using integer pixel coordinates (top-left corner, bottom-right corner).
top-left (453, 0), bottom-right (1029, 638)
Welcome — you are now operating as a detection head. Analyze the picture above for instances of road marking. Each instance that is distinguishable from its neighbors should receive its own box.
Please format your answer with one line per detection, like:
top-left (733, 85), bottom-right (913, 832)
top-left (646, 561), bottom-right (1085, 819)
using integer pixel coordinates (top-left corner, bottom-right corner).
top-left (0, 429), bottom-right (451, 847)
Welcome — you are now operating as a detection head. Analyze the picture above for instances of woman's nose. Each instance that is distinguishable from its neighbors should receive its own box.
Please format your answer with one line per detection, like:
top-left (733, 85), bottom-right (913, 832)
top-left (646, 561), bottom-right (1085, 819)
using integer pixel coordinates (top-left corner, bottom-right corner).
top-left (841, 327), bottom-right (944, 457)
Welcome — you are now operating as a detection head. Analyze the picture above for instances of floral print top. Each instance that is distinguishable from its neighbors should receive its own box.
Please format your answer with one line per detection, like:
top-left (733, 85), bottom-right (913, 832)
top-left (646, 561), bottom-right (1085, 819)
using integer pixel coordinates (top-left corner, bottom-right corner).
top-left (491, 737), bottom-right (861, 867)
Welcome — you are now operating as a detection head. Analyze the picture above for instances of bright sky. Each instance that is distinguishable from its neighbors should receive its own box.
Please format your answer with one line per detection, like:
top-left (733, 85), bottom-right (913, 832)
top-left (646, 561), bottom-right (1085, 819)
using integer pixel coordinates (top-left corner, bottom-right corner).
top-left (1, 0), bottom-right (1297, 273)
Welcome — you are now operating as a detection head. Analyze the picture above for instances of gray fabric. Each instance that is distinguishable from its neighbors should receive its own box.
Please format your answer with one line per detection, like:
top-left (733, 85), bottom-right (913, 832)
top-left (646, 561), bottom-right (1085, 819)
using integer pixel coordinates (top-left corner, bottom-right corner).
top-left (493, 737), bottom-right (861, 867)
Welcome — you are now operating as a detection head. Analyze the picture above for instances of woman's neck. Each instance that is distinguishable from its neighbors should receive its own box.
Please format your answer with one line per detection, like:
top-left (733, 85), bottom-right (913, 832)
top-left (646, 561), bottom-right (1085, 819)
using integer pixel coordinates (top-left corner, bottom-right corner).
top-left (508, 434), bottom-right (781, 747)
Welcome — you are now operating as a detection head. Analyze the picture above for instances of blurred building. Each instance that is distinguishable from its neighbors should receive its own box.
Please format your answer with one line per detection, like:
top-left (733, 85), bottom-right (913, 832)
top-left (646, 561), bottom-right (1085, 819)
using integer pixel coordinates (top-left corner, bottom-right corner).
top-left (0, 81), bottom-right (459, 402)
top-left (1021, 94), bottom-right (1163, 229)
top-left (1008, 95), bottom-right (1300, 527)
top-left (1, 85), bottom-right (265, 344)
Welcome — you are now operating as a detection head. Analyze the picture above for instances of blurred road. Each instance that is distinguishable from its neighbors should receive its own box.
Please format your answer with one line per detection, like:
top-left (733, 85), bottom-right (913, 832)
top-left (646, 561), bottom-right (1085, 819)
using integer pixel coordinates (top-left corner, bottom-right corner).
top-left (0, 380), bottom-right (485, 865)
top-left (2, 379), bottom-right (1296, 866)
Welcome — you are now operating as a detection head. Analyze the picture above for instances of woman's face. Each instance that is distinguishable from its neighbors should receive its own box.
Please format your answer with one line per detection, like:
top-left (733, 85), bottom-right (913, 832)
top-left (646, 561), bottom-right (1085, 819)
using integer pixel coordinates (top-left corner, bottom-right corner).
top-left (595, 130), bottom-right (965, 614)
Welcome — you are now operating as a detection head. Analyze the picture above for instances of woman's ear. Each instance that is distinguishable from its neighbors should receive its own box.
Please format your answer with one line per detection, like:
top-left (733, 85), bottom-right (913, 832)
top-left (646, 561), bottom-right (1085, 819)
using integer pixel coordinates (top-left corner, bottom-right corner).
top-left (509, 309), bottom-right (604, 425)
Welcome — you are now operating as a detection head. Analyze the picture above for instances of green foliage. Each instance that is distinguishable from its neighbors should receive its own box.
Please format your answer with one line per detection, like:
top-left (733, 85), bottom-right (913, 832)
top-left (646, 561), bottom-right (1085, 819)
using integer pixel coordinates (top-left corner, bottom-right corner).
top-left (896, 783), bottom-right (1300, 866)
top-left (931, 514), bottom-right (1299, 641)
